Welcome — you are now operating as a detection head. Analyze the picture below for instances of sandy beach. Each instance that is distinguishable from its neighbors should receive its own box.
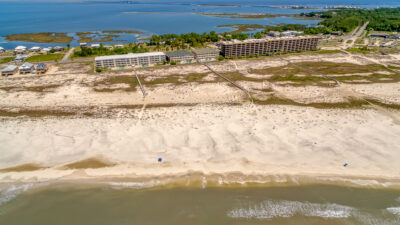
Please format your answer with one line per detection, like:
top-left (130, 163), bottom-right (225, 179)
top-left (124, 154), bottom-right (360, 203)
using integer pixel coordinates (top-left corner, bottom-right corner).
top-left (0, 52), bottom-right (399, 188)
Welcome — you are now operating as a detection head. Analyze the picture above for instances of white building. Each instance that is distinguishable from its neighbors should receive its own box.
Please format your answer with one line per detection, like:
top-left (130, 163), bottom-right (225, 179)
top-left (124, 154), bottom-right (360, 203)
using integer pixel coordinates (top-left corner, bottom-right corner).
top-left (281, 31), bottom-right (304, 36)
top-left (30, 46), bottom-right (41, 52)
top-left (0, 47), bottom-right (5, 53)
top-left (41, 48), bottom-right (51, 54)
top-left (15, 46), bottom-right (27, 53)
top-left (19, 62), bottom-right (35, 74)
top-left (95, 52), bottom-right (166, 68)
top-left (1, 65), bottom-right (18, 76)
top-left (91, 44), bottom-right (100, 48)
top-left (192, 48), bottom-right (220, 62)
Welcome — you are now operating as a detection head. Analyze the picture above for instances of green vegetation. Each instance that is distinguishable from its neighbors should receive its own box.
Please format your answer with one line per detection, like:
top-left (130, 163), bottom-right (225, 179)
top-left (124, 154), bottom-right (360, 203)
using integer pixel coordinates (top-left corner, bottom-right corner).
top-left (73, 43), bottom-right (149, 57)
top-left (199, 13), bottom-right (279, 19)
top-left (26, 54), bottom-right (64, 63)
top-left (302, 8), bottom-right (400, 32)
top-left (0, 85), bottom-right (61, 93)
top-left (347, 47), bottom-right (377, 53)
top-left (77, 32), bottom-right (118, 43)
top-left (0, 57), bottom-right (14, 64)
top-left (93, 76), bottom-right (138, 92)
top-left (5, 32), bottom-right (73, 43)
top-left (103, 30), bottom-right (142, 34)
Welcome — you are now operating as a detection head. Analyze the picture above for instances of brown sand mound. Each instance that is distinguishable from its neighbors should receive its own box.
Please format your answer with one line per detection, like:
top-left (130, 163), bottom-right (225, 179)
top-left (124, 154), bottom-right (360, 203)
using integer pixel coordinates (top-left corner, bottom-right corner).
top-left (61, 158), bottom-right (115, 169)
top-left (0, 164), bottom-right (47, 172)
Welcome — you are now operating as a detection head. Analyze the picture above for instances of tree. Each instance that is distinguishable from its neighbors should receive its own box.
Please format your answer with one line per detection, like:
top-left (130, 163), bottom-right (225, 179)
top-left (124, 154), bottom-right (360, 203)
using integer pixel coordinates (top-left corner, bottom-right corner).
top-left (254, 32), bottom-right (263, 39)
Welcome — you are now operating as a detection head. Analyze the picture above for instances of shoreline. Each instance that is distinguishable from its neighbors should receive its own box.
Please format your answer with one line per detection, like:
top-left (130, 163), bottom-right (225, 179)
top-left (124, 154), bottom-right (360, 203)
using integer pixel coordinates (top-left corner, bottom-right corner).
top-left (1, 104), bottom-right (399, 188)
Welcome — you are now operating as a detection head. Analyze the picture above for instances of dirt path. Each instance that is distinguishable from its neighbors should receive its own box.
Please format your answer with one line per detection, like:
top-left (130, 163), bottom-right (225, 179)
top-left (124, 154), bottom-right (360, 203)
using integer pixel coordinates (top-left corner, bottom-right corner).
top-left (61, 47), bottom-right (75, 62)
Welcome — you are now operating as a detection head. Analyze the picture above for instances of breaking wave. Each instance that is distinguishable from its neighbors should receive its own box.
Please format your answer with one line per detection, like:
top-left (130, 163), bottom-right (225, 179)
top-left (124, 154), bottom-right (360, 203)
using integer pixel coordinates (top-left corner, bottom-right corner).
top-left (227, 200), bottom-right (354, 219)
top-left (0, 183), bottom-right (37, 206)
top-left (387, 207), bottom-right (400, 216)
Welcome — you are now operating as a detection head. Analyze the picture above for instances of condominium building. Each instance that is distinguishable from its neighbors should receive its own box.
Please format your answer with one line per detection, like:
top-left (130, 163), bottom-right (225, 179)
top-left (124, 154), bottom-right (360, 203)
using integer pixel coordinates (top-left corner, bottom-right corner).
top-left (166, 50), bottom-right (194, 63)
top-left (220, 36), bottom-right (320, 57)
top-left (95, 52), bottom-right (166, 68)
top-left (192, 48), bottom-right (220, 62)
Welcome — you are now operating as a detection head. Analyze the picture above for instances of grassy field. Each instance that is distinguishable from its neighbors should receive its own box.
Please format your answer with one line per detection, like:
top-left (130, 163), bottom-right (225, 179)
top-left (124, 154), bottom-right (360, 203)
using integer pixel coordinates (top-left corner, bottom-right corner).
top-left (5, 33), bottom-right (73, 43)
top-left (26, 54), bottom-right (64, 63)
top-left (0, 57), bottom-right (14, 64)
top-left (93, 76), bottom-right (138, 92)
top-left (217, 24), bottom-right (267, 33)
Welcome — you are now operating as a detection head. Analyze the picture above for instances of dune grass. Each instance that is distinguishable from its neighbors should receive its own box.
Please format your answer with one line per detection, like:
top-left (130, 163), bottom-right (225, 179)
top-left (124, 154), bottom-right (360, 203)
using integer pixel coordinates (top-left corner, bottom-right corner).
top-left (26, 54), bottom-right (64, 63)
top-left (5, 32), bottom-right (73, 43)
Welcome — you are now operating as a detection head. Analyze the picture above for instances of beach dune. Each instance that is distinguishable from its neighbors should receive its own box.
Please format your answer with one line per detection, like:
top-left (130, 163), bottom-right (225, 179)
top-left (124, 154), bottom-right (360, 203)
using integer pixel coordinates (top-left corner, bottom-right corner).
top-left (0, 104), bottom-right (399, 183)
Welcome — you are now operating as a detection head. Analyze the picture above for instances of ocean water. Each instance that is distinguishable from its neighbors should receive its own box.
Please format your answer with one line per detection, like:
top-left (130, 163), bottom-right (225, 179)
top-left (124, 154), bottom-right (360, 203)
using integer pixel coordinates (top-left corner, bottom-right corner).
top-left (0, 183), bottom-right (400, 225)
top-left (1, 0), bottom-right (398, 49)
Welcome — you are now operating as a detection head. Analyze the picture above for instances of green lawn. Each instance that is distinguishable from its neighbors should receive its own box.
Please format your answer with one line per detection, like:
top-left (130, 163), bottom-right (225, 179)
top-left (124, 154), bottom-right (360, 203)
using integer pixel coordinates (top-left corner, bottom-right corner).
top-left (0, 57), bottom-right (14, 64)
top-left (26, 54), bottom-right (64, 63)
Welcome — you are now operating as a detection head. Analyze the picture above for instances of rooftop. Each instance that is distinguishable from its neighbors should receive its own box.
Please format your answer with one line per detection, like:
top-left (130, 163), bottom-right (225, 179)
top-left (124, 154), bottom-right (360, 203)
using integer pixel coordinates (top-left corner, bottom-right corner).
top-left (192, 48), bottom-right (220, 55)
top-left (2, 65), bottom-right (18, 72)
top-left (19, 62), bottom-right (34, 70)
top-left (37, 63), bottom-right (47, 70)
top-left (220, 35), bottom-right (320, 44)
top-left (166, 50), bottom-right (193, 57)
top-left (95, 52), bottom-right (165, 61)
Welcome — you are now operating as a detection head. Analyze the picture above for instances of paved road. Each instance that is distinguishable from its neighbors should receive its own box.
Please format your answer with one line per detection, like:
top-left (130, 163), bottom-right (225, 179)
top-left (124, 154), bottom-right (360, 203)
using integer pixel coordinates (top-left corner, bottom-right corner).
top-left (342, 21), bottom-right (369, 49)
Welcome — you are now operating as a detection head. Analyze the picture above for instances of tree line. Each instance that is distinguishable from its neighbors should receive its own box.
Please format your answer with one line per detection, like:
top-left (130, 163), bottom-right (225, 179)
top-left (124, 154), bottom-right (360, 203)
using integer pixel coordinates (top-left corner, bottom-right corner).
top-left (302, 7), bottom-right (400, 32)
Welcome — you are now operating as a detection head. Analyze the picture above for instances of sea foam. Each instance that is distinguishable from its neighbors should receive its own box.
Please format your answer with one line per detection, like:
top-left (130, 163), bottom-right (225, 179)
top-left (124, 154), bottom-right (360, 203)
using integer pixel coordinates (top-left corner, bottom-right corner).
top-left (387, 207), bottom-right (400, 216)
top-left (227, 200), bottom-right (354, 219)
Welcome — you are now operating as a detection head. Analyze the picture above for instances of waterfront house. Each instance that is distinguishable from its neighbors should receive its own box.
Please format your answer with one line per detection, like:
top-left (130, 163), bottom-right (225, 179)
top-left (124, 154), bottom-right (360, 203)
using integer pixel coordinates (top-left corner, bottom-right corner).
top-left (41, 48), bottom-right (51, 54)
top-left (91, 44), bottom-right (101, 48)
top-left (54, 46), bottom-right (65, 51)
top-left (15, 55), bottom-right (28, 62)
top-left (115, 44), bottom-right (124, 48)
top-left (166, 50), bottom-right (195, 63)
top-left (104, 45), bottom-right (113, 50)
top-left (1, 65), bottom-right (18, 76)
top-left (281, 31), bottom-right (304, 36)
top-left (0, 47), bottom-right (5, 53)
top-left (80, 43), bottom-right (87, 47)
top-left (192, 48), bottom-right (220, 62)
top-left (15, 46), bottom-right (27, 54)
top-left (30, 46), bottom-right (41, 52)
top-left (268, 31), bottom-right (281, 37)
top-left (36, 63), bottom-right (48, 74)
top-left (19, 62), bottom-right (35, 74)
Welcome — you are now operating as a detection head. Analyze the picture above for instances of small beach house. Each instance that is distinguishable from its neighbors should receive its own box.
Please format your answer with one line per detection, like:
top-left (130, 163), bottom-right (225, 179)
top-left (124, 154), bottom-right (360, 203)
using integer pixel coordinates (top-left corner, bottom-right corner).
top-left (0, 47), bottom-right (5, 53)
top-left (41, 48), bottom-right (51, 54)
top-left (19, 62), bottom-right (35, 74)
top-left (54, 46), bottom-right (64, 51)
top-left (15, 55), bottom-right (28, 62)
top-left (1, 65), bottom-right (18, 76)
top-left (91, 44), bottom-right (101, 48)
top-left (15, 46), bottom-right (27, 54)
top-left (30, 46), bottom-right (41, 52)
top-left (36, 63), bottom-right (48, 74)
